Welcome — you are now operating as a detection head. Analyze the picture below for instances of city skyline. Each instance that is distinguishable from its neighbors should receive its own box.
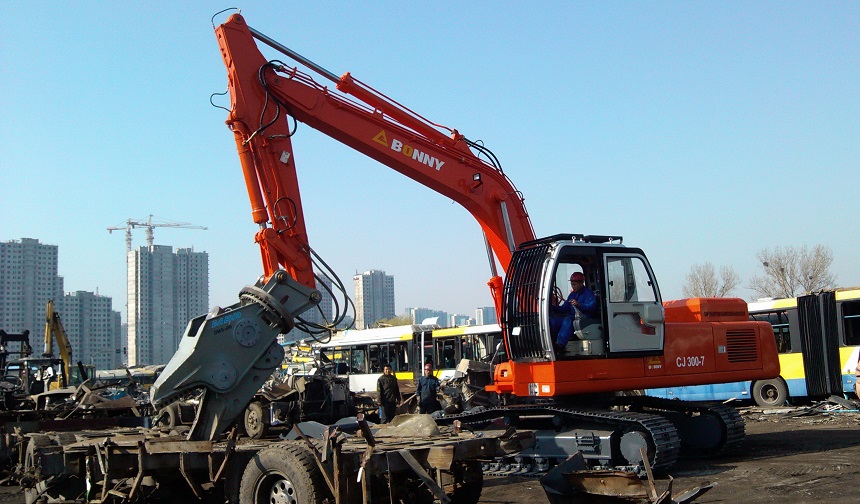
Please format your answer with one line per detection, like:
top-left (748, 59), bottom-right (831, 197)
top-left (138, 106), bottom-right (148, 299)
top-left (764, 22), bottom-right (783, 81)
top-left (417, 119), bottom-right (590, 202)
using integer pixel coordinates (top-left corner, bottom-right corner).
top-left (1, 236), bottom-right (494, 331)
top-left (0, 238), bottom-right (123, 369)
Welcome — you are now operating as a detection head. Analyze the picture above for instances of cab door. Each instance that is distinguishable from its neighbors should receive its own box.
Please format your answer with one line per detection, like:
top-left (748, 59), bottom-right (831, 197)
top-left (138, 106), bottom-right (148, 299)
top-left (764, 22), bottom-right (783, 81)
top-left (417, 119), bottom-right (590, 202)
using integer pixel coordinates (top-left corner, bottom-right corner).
top-left (604, 253), bottom-right (664, 353)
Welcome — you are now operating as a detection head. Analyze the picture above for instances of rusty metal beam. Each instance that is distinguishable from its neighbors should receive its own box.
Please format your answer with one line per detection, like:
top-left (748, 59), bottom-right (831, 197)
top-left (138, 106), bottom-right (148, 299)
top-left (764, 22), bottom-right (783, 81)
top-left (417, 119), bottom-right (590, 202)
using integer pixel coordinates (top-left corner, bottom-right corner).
top-left (292, 424), bottom-right (338, 498)
top-left (394, 449), bottom-right (451, 504)
top-left (128, 441), bottom-right (146, 501)
top-left (179, 452), bottom-right (205, 499)
top-left (211, 427), bottom-right (239, 482)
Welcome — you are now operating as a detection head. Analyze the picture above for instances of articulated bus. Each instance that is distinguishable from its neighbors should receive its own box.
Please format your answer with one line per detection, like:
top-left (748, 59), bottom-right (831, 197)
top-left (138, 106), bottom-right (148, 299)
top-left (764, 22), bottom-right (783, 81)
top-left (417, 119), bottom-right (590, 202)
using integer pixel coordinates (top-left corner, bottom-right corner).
top-left (317, 323), bottom-right (503, 394)
top-left (647, 288), bottom-right (860, 406)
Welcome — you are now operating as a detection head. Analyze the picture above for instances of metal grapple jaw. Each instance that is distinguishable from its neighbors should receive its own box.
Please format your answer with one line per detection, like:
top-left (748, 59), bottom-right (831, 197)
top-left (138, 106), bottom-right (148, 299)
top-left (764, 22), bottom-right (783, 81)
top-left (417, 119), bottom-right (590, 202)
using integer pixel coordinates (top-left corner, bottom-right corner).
top-left (150, 271), bottom-right (321, 441)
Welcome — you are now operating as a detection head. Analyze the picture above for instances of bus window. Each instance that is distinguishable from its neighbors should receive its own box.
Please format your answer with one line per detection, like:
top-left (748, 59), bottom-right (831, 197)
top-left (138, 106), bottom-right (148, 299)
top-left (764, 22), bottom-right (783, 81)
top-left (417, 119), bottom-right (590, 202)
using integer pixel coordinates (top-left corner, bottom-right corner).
top-left (842, 300), bottom-right (860, 346)
top-left (323, 347), bottom-right (350, 374)
top-left (351, 347), bottom-right (367, 374)
top-left (368, 344), bottom-right (386, 373)
top-left (389, 341), bottom-right (409, 372)
top-left (461, 336), bottom-right (474, 360)
top-left (461, 335), bottom-right (487, 360)
top-left (423, 339), bottom-right (434, 367)
top-left (475, 335), bottom-right (492, 360)
top-left (752, 310), bottom-right (792, 353)
top-left (436, 338), bottom-right (458, 369)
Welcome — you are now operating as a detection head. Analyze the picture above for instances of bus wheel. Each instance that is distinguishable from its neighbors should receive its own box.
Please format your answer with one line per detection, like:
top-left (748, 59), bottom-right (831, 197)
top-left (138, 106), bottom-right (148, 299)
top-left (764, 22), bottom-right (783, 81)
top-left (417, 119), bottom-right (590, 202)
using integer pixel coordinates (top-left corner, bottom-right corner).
top-left (239, 443), bottom-right (329, 504)
top-left (244, 401), bottom-right (268, 439)
top-left (752, 379), bottom-right (788, 407)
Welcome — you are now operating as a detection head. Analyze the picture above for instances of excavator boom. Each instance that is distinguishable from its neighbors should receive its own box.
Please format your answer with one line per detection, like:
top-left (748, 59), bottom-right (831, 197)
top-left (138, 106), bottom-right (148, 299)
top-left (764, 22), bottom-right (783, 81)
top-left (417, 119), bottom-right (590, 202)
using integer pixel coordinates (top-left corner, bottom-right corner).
top-left (43, 300), bottom-right (72, 388)
top-left (215, 14), bottom-right (534, 296)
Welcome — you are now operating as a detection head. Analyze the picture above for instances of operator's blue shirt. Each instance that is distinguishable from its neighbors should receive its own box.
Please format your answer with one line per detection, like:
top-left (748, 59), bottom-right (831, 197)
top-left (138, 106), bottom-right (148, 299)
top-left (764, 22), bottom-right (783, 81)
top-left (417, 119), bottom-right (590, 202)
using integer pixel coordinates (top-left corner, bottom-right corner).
top-left (554, 287), bottom-right (598, 319)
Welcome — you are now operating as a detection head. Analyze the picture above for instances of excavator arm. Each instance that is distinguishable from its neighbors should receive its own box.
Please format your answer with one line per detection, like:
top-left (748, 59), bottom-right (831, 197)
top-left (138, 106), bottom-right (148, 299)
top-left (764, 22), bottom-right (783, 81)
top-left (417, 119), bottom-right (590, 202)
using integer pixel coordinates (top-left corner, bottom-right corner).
top-left (215, 13), bottom-right (535, 300)
top-left (153, 14), bottom-right (538, 441)
top-left (44, 300), bottom-right (72, 388)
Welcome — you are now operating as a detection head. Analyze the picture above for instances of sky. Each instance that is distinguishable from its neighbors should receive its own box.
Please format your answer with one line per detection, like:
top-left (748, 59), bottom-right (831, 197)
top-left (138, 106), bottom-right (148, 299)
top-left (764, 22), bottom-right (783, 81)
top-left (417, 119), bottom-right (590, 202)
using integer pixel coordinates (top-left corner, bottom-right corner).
top-left (2, 2), bottom-right (858, 323)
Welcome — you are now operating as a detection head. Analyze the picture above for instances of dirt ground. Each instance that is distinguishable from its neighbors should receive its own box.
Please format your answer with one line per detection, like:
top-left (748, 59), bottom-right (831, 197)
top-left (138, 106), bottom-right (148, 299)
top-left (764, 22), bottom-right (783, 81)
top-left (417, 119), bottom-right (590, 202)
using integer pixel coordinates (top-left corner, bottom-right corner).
top-left (2, 406), bottom-right (858, 503)
top-left (480, 406), bottom-right (860, 503)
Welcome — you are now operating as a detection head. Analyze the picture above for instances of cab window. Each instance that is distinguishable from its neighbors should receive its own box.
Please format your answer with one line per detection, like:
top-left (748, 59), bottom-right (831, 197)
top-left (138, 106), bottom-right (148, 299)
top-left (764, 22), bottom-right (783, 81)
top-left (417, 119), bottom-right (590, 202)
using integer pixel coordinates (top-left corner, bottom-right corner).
top-left (607, 256), bottom-right (657, 303)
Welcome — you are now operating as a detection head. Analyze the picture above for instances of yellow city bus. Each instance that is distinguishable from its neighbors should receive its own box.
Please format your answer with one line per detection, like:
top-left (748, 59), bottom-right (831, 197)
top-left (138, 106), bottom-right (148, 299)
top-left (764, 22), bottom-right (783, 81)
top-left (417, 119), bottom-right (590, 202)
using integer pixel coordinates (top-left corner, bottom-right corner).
top-left (745, 288), bottom-right (860, 405)
top-left (317, 323), bottom-right (502, 393)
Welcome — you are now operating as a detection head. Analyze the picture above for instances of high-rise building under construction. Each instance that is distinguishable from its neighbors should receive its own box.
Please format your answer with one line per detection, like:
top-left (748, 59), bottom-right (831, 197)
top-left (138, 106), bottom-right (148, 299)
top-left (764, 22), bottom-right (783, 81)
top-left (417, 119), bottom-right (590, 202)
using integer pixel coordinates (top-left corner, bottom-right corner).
top-left (127, 245), bottom-right (208, 366)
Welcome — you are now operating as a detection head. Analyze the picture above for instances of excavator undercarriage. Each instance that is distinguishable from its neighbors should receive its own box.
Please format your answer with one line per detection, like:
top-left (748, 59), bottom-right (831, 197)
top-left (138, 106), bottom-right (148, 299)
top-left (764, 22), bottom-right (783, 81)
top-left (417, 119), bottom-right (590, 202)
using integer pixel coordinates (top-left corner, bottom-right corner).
top-left (438, 394), bottom-right (743, 475)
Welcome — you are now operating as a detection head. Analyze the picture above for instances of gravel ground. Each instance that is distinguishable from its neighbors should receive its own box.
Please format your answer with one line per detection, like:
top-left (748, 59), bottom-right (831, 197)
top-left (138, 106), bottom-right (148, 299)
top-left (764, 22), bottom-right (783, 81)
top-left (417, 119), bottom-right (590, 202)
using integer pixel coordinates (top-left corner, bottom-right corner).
top-left (479, 406), bottom-right (860, 503)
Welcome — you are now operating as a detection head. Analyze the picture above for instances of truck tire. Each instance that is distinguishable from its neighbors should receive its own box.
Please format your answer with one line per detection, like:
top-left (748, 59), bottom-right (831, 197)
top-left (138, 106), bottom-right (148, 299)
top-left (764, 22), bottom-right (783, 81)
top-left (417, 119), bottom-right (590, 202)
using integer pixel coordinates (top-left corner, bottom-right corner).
top-left (752, 379), bottom-right (788, 407)
top-left (239, 442), bottom-right (330, 504)
top-left (447, 461), bottom-right (483, 504)
top-left (159, 404), bottom-right (180, 429)
top-left (243, 401), bottom-right (268, 439)
top-left (224, 451), bottom-right (256, 504)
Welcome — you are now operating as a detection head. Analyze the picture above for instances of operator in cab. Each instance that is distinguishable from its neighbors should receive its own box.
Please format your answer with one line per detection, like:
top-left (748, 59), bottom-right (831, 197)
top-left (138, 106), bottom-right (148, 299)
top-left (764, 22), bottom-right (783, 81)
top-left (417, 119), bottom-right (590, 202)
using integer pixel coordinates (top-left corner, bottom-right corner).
top-left (551, 272), bottom-right (598, 354)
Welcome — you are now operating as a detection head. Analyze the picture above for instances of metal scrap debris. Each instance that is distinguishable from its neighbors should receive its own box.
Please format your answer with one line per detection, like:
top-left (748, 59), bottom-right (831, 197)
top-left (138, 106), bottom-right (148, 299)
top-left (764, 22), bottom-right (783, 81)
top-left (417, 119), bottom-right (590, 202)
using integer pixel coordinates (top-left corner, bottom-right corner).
top-left (540, 452), bottom-right (714, 504)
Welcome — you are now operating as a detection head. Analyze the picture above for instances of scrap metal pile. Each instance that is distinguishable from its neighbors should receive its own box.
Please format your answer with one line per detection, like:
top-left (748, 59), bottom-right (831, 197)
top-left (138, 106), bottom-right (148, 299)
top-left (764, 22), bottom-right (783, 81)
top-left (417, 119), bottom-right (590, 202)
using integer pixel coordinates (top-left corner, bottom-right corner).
top-left (8, 413), bottom-right (532, 504)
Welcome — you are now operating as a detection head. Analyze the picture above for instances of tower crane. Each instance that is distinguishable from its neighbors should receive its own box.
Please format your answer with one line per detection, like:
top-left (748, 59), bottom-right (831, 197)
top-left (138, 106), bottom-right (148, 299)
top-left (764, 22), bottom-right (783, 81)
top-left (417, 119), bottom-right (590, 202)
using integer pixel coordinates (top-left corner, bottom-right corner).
top-left (107, 215), bottom-right (207, 251)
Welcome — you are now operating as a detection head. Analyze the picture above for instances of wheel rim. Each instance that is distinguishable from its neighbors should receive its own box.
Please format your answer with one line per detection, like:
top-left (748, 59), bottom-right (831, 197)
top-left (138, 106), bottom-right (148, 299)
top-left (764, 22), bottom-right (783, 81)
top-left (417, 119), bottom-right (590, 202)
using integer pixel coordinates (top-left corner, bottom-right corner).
top-left (247, 407), bottom-right (262, 436)
top-left (761, 384), bottom-right (779, 404)
top-left (260, 473), bottom-right (297, 504)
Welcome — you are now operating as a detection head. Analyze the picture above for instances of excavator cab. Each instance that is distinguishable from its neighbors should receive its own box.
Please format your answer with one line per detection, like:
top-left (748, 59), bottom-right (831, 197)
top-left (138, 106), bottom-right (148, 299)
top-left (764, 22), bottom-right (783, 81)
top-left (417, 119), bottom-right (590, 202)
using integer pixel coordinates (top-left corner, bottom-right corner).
top-left (504, 234), bottom-right (665, 362)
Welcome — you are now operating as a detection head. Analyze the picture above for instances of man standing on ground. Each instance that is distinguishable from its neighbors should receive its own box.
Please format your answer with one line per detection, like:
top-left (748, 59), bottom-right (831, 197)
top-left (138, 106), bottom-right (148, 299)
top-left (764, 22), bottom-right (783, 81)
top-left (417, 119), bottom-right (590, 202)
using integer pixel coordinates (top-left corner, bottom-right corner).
top-left (376, 363), bottom-right (401, 423)
top-left (417, 362), bottom-right (442, 414)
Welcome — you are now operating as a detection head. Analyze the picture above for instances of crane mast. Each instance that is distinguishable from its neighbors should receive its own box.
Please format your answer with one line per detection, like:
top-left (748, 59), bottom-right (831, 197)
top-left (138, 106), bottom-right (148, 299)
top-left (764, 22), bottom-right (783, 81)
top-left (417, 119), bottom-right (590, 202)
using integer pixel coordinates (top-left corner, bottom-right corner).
top-left (215, 13), bottom-right (535, 305)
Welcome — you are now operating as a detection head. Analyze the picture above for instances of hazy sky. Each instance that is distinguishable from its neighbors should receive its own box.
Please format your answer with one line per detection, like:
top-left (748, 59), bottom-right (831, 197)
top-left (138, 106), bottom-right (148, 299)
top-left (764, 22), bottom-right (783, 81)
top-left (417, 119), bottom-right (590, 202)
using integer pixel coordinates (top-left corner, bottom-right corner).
top-left (3, 2), bottom-right (858, 322)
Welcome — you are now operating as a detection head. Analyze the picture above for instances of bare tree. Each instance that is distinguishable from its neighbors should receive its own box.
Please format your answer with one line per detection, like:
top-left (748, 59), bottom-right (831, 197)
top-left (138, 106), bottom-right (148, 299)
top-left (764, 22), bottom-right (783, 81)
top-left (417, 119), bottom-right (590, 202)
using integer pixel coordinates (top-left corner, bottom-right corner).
top-left (749, 245), bottom-right (836, 298)
top-left (682, 262), bottom-right (741, 298)
top-left (798, 245), bottom-right (837, 292)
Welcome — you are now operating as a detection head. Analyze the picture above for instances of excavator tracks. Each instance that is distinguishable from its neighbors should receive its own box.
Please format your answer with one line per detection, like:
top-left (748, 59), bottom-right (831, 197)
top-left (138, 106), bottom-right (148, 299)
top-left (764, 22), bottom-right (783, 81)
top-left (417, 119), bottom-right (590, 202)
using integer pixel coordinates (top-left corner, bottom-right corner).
top-left (622, 396), bottom-right (745, 458)
top-left (437, 404), bottom-right (681, 475)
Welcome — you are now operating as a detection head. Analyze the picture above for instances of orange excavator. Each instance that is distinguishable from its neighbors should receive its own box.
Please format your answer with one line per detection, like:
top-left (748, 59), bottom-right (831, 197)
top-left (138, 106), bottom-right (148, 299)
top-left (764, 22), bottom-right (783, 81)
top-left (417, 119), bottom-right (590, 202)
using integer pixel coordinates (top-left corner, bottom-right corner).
top-left (152, 12), bottom-right (779, 472)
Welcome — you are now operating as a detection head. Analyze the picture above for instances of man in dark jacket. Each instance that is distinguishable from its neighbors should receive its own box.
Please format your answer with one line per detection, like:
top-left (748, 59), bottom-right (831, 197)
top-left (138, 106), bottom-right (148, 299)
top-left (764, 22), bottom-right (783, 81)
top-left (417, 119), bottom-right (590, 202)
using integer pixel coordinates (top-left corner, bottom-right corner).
top-left (376, 363), bottom-right (401, 423)
top-left (416, 362), bottom-right (442, 414)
